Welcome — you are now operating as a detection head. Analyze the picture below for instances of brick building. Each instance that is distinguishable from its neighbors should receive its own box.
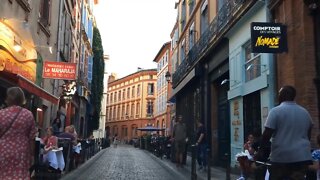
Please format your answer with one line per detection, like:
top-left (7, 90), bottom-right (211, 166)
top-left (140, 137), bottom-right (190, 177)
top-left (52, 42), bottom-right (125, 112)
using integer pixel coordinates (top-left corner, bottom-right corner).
top-left (106, 69), bottom-right (157, 141)
top-left (269, 0), bottom-right (320, 145)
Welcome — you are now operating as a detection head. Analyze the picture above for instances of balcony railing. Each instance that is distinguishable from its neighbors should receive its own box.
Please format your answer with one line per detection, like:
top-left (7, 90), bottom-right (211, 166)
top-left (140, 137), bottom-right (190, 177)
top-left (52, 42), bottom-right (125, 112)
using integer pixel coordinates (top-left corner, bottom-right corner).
top-left (172, 0), bottom-right (256, 88)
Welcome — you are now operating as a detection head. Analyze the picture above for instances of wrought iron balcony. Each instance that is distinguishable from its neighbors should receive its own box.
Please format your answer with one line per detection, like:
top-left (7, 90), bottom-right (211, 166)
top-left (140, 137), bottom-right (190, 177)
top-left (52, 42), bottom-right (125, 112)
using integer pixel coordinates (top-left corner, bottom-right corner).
top-left (172, 0), bottom-right (257, 88)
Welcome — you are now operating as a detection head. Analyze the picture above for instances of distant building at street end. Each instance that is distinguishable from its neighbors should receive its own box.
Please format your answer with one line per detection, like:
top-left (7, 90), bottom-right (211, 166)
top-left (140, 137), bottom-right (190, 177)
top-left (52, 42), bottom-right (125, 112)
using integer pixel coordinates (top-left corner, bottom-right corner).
top-left (153, 42), bottom-right (171, 136)
top-left (105, 69), bottom-right (157, 141)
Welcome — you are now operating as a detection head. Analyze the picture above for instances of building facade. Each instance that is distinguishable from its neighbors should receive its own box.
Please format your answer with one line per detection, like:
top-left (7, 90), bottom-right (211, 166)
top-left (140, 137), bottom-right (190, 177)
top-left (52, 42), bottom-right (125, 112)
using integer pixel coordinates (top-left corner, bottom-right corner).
top-left (154, 42), bottom-right (171, 136)
top-left (269, 0), bottom-right (320, 145)
top-left (106, 69), bottom-right (157, 141)
top-left (0, 0), bottom-right (61, 129)
top-left (0, 0), bottom-right (99, 137)
top-left (170, 0), bottom-right (269, 167)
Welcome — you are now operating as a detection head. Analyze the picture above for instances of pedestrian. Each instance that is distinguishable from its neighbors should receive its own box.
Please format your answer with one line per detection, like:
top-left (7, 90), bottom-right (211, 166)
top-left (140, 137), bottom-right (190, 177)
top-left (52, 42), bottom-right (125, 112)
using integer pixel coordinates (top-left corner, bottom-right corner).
top-left (113, 134), bottom-right (118, 148)
top-left (237, 134), bottom-right (255, 180)
top-left (0, 87), bottom-right (37, 180)
top-left (195, 121), bottom-right (207, 171)
top-left (310, 134), bottom-right (320, 180)
top-left (172, 115), bottom-right (187, 168)
top-left (257, 85), bottom-right (313, 180)
top-left (52, 113), bottom-right (62, 135)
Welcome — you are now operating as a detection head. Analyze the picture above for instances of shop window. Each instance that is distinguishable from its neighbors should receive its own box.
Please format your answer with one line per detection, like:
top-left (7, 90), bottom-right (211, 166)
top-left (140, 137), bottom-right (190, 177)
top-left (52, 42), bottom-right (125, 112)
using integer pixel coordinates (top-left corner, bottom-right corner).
top-left (244, 42), bottom-right (261, 82)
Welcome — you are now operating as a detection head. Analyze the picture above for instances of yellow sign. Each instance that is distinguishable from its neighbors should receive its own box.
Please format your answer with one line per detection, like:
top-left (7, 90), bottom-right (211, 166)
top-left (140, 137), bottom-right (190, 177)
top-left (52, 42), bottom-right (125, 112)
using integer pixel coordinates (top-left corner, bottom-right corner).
top-left (255, 36), bottom-right (280, 49)
top-left (0, 21), bottom-right (37, 82)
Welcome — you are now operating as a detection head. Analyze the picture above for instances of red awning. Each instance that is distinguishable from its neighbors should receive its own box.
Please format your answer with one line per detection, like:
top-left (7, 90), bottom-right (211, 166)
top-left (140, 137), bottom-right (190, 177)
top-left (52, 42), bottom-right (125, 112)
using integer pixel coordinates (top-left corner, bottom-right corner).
top-left (0, 71), bottom-right (59, 104)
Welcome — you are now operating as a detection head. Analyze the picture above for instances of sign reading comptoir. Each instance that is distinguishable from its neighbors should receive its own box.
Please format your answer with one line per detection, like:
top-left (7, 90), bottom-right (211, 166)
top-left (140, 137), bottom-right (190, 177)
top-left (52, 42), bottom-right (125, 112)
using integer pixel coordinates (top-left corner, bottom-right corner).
top-left (251, 22), bottom-right (288, 53)
top-left (43, 61), bottom-right (77, 80)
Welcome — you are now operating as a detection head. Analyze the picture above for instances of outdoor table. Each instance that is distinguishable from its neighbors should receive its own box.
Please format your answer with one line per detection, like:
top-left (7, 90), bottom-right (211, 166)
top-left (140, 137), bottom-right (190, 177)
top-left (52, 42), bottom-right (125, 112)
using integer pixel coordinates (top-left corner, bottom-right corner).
top-left (43, 147), bottom-right (65, 171)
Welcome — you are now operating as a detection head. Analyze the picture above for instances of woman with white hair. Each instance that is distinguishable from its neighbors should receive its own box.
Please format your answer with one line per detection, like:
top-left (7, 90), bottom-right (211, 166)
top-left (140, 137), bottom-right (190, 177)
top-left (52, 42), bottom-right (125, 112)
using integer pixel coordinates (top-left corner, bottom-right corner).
top-left (0, 87), bottom-right (36, 180)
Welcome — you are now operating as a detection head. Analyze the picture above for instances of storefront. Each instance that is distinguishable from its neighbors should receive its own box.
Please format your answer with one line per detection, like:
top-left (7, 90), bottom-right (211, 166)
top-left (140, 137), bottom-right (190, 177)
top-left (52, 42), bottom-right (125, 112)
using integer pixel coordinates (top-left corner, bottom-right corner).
top-left (226, 3), bottom-right (276, 167)
top-left (0, 20), bottom-right (59, 126)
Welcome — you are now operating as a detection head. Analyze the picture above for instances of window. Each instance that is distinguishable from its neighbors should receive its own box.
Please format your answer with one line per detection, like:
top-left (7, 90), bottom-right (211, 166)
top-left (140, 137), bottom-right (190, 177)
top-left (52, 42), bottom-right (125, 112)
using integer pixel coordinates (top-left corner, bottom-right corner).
top-left (39, 0), bottom-right (51, 27)
top-left (132, 86), bottom-right (135, 98)
top-left (117, 106), bottom-right (120, 120)
top-left (218, 0), bottom-right (226, 11)
top-left (114, 92), bottom-right (117, 102)
top-left (200, 0), bottom-right (209, 35)
top-left (107, 94), bottom-right (109, 104)
top-left (110, 107), bottom-right (113, 120)
top-left (106, 108), bottom-right (109, 121)
top-left (189, 22), bottom-right (195, 50)
top-left (110, 93), bottom-right (113, 103)
top-left (189, 0), bottom-right (195, 15)
top-left (122, 105), bottom-right (125, 118)
top-left (126, 104), bottom-right (130, 118)
top-left (136, 102), bottom-right (140, 115)
top-left (180, 39), bottom-right (186, 62)
top-left (127, 88), bottom-right (130, 99)
top-left (181, 0), bottom-right (186, 30)
top-left (131, 103), bottom-right (135, 118)
top-left (244, 43), bottom-right (261, 82)
top-left (137, 85), bottom-right (141, 97)
top-left (118, 90), bottom-right (121, 101)
top-left (148, 83), bottom-right (154, 95)
top-left (113, 107), bottom-right (116, 120)
top-left (147, 101), bottom-right (154, 116)
top-left (149, 75), bottom-right (153, 79)
top-left (123, 90), bottom-right (126, 100)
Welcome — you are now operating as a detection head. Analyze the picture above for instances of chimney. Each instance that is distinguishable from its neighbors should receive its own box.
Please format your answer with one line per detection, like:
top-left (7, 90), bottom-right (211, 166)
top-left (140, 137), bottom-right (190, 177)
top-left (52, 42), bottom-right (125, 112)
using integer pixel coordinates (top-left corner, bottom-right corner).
top-left (108, 73), bottom-right (117, 83)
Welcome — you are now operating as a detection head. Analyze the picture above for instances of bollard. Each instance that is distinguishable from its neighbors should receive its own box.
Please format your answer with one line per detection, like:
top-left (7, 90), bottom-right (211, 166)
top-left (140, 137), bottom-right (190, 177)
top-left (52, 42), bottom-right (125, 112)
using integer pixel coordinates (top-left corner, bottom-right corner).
top-left (225, 153), bottom-right (230, 180)
top-left (191, 144), bottom-right (197, 180)
top-left (207, 148), bottom-right (211, 180)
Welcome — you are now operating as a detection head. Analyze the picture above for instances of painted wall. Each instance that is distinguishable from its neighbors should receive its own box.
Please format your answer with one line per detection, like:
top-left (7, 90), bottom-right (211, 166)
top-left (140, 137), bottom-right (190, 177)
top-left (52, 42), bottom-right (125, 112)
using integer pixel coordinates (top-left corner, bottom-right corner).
top-left (226, 3), bottom-right (275, 167)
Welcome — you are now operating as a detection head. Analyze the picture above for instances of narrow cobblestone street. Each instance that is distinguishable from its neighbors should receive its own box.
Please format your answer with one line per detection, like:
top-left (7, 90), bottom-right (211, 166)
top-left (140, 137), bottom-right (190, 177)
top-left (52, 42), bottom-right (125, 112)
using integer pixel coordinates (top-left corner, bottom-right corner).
top-left (62, 145), bottom-right (187, 180)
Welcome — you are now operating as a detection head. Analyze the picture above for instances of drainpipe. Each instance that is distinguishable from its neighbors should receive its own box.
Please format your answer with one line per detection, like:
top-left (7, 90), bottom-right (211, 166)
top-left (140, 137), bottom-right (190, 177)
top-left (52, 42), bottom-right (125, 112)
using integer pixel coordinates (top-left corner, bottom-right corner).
top-left (51, 0), bottom-right (63, 122)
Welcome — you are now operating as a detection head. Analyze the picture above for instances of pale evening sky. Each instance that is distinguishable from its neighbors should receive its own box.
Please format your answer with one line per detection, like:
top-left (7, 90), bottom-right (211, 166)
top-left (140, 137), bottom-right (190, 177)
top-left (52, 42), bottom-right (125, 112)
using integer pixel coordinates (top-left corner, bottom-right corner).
top-left (94, 0), bottom-right (177, 78)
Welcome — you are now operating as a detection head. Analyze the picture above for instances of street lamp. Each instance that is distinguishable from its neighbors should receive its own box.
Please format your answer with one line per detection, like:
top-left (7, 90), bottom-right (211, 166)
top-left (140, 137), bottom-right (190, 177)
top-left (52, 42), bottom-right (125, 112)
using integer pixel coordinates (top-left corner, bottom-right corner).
top-left (165, 71), bottom-right (171, 83)
top-left (246, 64), bottom-right (267, 71)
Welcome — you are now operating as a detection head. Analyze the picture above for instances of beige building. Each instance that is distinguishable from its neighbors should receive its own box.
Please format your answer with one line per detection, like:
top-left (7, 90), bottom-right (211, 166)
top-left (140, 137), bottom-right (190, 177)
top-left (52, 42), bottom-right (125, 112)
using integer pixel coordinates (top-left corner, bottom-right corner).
top-left (106, 69), bottom-right (157, 141)
top-left (153, 42), bottom-right (171, 135)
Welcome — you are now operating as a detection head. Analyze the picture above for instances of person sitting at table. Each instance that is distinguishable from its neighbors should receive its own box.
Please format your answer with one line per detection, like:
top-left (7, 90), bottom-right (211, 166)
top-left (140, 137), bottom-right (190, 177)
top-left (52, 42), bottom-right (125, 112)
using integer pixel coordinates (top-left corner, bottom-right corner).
top-left (42, 127), bottom-right (58, 153)
top-left (57, 126), bottom-right (76, 145)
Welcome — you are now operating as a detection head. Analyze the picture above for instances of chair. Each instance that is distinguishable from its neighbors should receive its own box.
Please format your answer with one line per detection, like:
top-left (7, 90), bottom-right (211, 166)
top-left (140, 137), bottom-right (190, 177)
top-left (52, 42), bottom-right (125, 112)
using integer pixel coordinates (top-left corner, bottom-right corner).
top-left (57, 138), bottom-right (73, 172)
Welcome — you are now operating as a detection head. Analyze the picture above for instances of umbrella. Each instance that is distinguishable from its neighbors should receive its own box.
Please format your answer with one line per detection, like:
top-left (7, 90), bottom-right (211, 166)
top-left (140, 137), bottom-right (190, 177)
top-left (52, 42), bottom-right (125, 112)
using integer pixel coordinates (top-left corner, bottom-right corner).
top-left (137, 126), bottom-right (165, 132)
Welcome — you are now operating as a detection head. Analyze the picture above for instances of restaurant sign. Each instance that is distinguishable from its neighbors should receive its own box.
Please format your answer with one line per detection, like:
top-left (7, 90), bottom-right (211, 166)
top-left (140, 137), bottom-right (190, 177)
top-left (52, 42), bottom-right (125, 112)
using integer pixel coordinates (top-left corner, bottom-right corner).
top-left (251, 22), bottom-right (288, 53)
top-left (43, 61), bottom-right (77, 80)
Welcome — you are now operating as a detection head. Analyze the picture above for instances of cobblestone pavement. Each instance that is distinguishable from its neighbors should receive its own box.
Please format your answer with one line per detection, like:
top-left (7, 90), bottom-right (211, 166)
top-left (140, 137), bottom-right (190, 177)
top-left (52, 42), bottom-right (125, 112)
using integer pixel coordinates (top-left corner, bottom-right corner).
top-left (62, 145), bottom-right (187, 180)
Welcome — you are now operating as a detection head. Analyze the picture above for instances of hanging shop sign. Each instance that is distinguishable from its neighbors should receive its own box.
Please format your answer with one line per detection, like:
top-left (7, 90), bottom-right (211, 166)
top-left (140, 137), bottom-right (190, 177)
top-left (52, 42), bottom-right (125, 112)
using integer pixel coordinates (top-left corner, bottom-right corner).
top-left (43, 61), bottom-right (77, 80)
top-left (0, 22), bottom-right (37, 82)
top-left (251, 22), bottom-right (288, 53)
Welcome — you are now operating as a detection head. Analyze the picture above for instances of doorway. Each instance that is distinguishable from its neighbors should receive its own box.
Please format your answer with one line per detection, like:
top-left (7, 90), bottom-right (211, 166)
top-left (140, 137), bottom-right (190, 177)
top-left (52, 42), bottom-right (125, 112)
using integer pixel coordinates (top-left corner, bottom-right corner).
top-left (243, 91), bottom-right (261, 140)
top-left (217, 82), bottom-right (230, 166)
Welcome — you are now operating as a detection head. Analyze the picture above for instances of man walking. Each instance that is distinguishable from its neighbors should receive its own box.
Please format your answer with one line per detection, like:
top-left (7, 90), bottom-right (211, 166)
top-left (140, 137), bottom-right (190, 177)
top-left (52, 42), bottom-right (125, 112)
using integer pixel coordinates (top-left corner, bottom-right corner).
top-left (173, 115), bottom-right (187, 167)
top-left (258, 85), bottom-right (313, 179)
top-left (195, 121), bottom-right (207, 171)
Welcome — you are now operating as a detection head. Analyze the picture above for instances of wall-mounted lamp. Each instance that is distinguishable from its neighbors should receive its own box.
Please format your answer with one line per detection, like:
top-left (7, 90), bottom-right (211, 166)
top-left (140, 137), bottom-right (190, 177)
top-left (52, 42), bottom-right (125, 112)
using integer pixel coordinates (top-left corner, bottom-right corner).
top-left (220, 79), bottom-right (239, 85)
top-left (165, 71), bottom-right (171, 83)
top-left (245, 64), bottom-right (267, 71)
